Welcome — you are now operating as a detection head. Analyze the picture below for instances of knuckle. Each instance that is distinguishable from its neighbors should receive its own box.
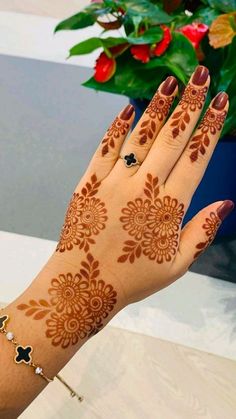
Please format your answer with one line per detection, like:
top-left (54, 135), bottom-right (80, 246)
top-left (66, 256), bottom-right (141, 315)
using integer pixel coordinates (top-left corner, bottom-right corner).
top-left (161, 128), bottom-right (184, 151)
top-left (129, 134), bottom-right (153, 151)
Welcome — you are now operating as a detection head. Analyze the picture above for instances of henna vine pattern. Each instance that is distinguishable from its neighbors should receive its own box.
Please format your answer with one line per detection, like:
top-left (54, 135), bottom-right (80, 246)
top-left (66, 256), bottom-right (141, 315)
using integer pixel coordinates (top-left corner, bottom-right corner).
top-left (189, 109), bottom-right (227, 162)
top-left (101, 117), bottom-right (129, 156)
top-left (57, 174), bottom-right (107, 253)
top-left (194, 212), bottom-right (221, 259)
top-left (17, 254), bottom-right (117, 348)
top-left (118, 174), bottom-right (184, 264)
top-left (138, 93), bottom-right (174, 145)
top-left (171, 84), bottom-right (208, 138)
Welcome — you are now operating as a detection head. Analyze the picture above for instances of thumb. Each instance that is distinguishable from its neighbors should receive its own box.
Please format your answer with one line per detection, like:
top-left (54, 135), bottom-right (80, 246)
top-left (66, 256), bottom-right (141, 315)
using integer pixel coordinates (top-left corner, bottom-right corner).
top-left (174, 200), bottom-right (234, 272)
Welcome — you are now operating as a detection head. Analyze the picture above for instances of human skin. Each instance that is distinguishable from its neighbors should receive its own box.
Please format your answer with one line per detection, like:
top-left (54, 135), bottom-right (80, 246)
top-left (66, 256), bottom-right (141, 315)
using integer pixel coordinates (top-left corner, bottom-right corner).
top-left (0, 65), bottom-right (234, 418)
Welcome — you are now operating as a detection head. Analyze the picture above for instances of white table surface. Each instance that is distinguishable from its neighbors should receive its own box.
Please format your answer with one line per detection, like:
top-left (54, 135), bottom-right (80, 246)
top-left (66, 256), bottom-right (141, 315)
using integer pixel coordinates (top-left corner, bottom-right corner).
top-left (1, 230), bottom-right (236, 361)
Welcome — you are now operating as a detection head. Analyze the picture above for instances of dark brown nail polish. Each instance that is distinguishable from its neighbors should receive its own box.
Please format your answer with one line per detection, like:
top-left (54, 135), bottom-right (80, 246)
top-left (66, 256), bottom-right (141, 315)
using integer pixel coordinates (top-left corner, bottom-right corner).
top-left (217, 200), bottom-right (234, 221)
top-left (120, 104), bottom-right (134, 120)
top-left (192, 65), bottom-right (209, 86)
top-left (161, 76), bottom-right (178, 96)
top-left (212, 92), bottom-right (228, 110)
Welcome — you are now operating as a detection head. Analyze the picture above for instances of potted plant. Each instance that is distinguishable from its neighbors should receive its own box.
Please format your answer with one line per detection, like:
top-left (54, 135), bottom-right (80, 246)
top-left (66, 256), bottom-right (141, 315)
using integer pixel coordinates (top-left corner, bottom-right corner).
top-left (55, 0), bottom-right (236, 236)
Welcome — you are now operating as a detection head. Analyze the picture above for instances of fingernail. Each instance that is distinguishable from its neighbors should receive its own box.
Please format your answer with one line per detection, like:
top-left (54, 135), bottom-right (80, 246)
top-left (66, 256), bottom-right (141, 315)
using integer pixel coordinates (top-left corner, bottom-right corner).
top-left (212, 92), bottom-right (228, 111)
top-left (217, 200), bottom-right (234, 221)
top-left (120, 104), bottom-right (134, 120)
top-left (192, 65), bottom-right (209, 86)
top-left (161, 76), bottom-right (178, 96)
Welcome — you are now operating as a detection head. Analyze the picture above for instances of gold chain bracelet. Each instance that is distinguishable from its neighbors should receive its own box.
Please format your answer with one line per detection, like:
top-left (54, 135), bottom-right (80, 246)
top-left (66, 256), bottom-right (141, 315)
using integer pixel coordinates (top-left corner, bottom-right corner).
top-left (0, 313), bottom-right (83, 402)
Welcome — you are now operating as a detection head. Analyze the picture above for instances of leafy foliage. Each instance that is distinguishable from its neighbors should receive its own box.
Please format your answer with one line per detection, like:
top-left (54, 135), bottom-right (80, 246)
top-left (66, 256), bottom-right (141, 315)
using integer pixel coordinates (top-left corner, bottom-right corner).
top-left (56, 0), bottom-right (236, 136)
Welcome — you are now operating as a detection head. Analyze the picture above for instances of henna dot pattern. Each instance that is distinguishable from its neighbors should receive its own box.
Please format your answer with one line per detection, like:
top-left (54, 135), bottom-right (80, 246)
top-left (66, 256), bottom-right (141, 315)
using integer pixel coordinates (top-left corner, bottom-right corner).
top-left (194, 212), bottom-right (221, 259)
top-left (171, 84), bottom-right (208, 138)
top-left (189, 109), bottom-right (227, 162)
top-left (118, 174), bottom-right (184, 264)
top-left (56, 174), bottom-right (108, 253)
top-left (17, 254), bottom-right (117, 349)
top-left (139, 92), bottom-right (174, 145)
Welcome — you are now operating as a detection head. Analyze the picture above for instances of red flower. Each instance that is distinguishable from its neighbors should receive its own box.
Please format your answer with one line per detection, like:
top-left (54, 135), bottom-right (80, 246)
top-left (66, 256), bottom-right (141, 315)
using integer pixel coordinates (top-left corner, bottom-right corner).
top-left (94, 52), bottom-right (116, 83)
top-left (179, 23), bottom-right (209, 49)
top-left (153, 25), bottom-right (172, 56)
top-left (131, 44), bottom-right (150, 63)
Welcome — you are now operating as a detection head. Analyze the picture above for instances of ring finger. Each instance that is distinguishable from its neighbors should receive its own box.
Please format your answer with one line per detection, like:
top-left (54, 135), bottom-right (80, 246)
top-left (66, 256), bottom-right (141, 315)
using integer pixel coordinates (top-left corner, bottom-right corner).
top-left (112, 75), bottom-right (178, 176)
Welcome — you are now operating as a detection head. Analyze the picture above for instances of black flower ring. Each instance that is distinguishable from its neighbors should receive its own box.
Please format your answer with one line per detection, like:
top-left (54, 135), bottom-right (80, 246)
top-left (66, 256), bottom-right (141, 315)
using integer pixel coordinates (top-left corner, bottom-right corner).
top-left (123, 153), bottom-right (139, 168)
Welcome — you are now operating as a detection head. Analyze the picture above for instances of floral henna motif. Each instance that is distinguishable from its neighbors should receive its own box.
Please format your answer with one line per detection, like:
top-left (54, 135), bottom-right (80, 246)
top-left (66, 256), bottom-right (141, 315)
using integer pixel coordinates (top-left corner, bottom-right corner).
top-left (171, 84), bottom-right (208, 138)
top-left (138, 93), bottom-right (174, 145)
top-left (57, 174), bottom-right (107, 253)
top-left (142, 231), bottom-right (179, 263)
top-left (120, 198), bottom-right (151, 240)
top-left (17, 254), bottom-right (117, 348)
top-left (189, 109), bottom-right (227, 162)
top-left (101, 117), bottom-right (129, 156)
top-left (148, 196), bottom-right (184, 235)
top-left (194, 212), bottom-right (221, 259)
top-left (118, 174), bottom-right (184, 264)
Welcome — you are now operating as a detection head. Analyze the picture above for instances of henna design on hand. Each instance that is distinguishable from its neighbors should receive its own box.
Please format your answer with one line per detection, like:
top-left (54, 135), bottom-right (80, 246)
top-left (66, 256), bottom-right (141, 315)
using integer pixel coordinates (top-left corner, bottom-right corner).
top-left (138, 93), bottom-right (174, 145)
top-left (118, 174), bottom-right (184, 264)
top-left (189, 109), bottom-right (227, 162)
top-left (56, 174), bottom-right (108, 253)
top-left (194, 212), bottom-right (221, 259)
top-left (17, 254), bottom-right (117, 348)
top-left (171, 84), bottom-right (207, 138)
top-left (101, 117), bottom-right (129, 156)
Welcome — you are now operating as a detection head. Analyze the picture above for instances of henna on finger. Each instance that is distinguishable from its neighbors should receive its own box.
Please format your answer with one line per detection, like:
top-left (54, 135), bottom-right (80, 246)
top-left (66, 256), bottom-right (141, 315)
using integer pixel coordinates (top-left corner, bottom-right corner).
top-left (101, 104), bottom-right (134, 156)
top-left (194, 212), bottom-right (221, 259)
top-left (171, 66), bottom-right (209, 139)
top-left (189, 92), bottom-right (228, 162)
top-left (17, 254), bottom-right (117, 348)
top-left (194, 200), bottom-right (234, 259)
top-left (118, 174), bottom-right (184, 264)
top-left (57, 174), bottom-right (108, 253)
top-left (138, 77), bottom-right (177, 145)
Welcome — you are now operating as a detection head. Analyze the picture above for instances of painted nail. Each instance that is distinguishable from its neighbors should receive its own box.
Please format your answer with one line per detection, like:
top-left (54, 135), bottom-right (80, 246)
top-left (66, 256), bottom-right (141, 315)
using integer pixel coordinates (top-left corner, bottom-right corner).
top-left (217, 200), bottom-right (234, 221)
top-left (212, 92), bottom-right (228, 111)
top-left (161, 76), bottom-right (178, 96)
top-left (192, 65), bottom-right (209, 86)
top-left (120, 104), bottom-right (134, 120)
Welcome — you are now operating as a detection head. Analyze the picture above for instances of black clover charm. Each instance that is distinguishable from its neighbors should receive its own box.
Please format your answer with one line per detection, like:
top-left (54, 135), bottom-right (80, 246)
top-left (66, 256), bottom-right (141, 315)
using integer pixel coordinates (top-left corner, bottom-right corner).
top-left (15, 345), bottom-right (33, 364)
top-left (123, 153), bottom-right (139, 168)
top-left (0, 314), bottom-right (9, 331)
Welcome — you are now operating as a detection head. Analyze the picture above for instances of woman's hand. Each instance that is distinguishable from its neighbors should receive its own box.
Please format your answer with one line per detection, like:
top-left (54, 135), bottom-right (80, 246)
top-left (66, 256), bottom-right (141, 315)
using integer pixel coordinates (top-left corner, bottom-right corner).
top-left (2, 66), bottom-right (233, 417)
top-left (17, 66), bottom-right (233, 349)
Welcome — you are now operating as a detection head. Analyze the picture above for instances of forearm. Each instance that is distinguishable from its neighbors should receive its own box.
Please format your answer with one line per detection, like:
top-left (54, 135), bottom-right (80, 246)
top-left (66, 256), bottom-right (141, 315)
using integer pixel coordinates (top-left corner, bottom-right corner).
top-left (0, 251), bottom-right (124, 418)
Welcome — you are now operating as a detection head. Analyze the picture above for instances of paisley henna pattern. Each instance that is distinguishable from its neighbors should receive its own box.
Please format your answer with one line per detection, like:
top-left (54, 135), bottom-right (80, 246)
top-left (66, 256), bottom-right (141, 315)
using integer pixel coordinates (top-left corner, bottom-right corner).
top-left (171, 84), bottom-right (208, 138)
top-left (17, 254), bottom-right (117, 348)
top-left (189, 109), bottom-right (227, 162)
top-left (138, 93), bottom-right (174, 145)
top-left (101, 117), bottom-right (129, 156)
top-left (57, 174), bottom-right (107, 253)
top-left (118, 174), bottom-right (184, 264)
top-left (194, 212), bottom-right (221, 259)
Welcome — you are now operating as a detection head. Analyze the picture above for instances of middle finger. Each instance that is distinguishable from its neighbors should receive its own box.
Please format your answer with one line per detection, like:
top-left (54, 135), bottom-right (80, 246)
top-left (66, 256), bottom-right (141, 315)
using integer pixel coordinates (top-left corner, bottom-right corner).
top-left (138, 65), bottom-right (210, 184)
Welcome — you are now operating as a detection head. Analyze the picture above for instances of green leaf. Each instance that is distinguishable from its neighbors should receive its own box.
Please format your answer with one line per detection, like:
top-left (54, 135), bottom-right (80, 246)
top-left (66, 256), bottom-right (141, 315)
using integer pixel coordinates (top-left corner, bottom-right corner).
top-left (55, 4), bottom-right (111, 32)
top-left (207, 0), bottom-right (236, 13)
top-left (127, 26), bottom-right (163, 44)
top-left (189, 6), bottom-right (221, 26)
top-left (218, 37), bottom-right (236, 91)
top-left (144, 32), bottom-right (198, 83)
top-left (69, 37), bottom-right (127, 56)
top-left (83, 50), bottom-right (168, 99)
top-left (122, 0), bottom-right (173, 24)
